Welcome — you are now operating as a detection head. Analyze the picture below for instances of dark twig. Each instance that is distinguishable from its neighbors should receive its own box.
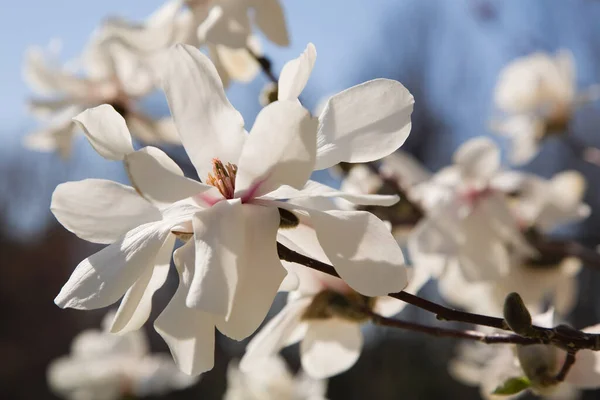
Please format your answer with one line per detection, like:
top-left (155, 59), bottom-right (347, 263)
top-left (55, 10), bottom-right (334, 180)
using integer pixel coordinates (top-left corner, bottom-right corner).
top-left (555, 351), bottom-right (577, 382)
top-left (367, 310), bottom-right (537, 345)
top-left (277, 241), bottom-right (600, 351)
top-left (246, 47), bottom-right (278, 84)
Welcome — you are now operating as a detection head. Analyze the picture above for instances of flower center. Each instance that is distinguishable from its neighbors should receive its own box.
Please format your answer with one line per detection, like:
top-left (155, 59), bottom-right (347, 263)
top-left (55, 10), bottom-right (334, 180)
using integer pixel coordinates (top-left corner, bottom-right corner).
top-left (207, 158), bottom-right (237, 199)
top-left (301, 289), bottom-right (377, 323)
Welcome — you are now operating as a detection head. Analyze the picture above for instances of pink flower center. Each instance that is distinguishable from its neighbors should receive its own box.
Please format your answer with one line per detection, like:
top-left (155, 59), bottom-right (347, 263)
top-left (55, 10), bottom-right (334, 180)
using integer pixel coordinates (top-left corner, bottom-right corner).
top-left (460, 186), bottom-right (493, 207)
top-left (206, 158), bottom-right (237, 199)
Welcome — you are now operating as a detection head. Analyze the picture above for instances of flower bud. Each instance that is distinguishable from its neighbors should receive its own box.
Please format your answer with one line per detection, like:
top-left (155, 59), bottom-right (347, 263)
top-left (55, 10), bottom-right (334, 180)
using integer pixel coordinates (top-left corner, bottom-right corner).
top-left (503, 292), bottom-right (533, 336)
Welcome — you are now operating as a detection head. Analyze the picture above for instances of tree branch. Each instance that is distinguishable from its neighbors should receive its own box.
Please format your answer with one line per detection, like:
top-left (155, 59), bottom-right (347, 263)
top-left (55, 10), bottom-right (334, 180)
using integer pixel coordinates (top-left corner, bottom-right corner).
top-left (367, 310), bottom-right (538, 345)
top-left (246, 47), bottom-right (278, 84)
top-left (277, 241), bottom-right (600, 352)
top-left (555, 351), bottom-right (577, 382)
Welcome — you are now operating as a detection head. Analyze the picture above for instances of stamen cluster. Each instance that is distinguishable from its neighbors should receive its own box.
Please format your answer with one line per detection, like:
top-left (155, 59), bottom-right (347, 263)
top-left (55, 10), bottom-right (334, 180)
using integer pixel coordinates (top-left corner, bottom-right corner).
top-left (206, 158), bottom-right (237, 199)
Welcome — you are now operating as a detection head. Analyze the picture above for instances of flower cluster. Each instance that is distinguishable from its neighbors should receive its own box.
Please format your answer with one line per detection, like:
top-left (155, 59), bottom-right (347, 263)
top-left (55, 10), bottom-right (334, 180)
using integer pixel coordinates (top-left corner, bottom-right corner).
top-left (23, 1), bottom-right (600, 399)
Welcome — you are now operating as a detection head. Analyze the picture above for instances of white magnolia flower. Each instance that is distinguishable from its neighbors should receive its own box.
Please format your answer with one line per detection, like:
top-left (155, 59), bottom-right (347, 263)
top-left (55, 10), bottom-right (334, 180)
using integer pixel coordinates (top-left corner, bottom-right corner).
top-left (225, 356), bottom-right (328, 400)
top-left (408, 137), bottom-right (534, 282)
top-left (436, 256), bottom-right (580, 317)
top-left (101, 0), bottom-right (288, 86)
top-left (506, 170), bottom-right (590, 233)
top-left (47, 312), bottom-right (198, 400)
top-left (451, 311), bottom-right (600, 399)
top-left (428, 169), bottom-right (587, 316)
top-left (52, 43), bottom-right (413, 374)
top-left (240, 258), bottom-right (429, 379)
top-left (23, 38), bottom-right (179, 158)
top-left (491, 50), bottom-right (600, 164)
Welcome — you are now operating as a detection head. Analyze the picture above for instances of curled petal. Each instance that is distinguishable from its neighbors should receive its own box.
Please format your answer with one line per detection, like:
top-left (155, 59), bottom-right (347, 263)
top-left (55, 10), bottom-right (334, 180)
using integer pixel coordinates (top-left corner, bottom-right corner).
top-left (315, 79), bottom-right (413, 170)
top-left (278, 43), bottom-right (316, 101)
top-left (72, 105), bottom-right (134, 160)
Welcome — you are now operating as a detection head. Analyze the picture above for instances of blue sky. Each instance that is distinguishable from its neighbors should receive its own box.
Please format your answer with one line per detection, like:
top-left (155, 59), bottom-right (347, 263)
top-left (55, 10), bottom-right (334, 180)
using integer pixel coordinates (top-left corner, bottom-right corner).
top-left (3, 0), bottom-right (600, 238)
top-left (0, 0), bottom-right (399, 237)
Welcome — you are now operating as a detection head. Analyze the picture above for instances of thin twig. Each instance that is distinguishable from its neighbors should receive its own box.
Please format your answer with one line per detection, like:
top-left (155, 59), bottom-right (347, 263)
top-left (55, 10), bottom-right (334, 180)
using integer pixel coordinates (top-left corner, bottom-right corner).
top-left (555, 351), bottom-right (577, 382)
top-left (367, 310), bottom-right (538, 345)
top-left (246, 47), bottom-right (278, 84)
top-left (277, 241), bottom-right (600, 351)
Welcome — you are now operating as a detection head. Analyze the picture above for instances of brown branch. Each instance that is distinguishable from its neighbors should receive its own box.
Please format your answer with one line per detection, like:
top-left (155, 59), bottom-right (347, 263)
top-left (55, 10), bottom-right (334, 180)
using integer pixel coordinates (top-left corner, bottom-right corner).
top-left (367, 310), bottom-right (538, 345)
top-left (246, 47), bottom-right (278, 84)
top-left (555, 351), bottom-right (577, 382)
top-left (277, 242), bottom-right (507, 330)
top-left (277, 241), bottom-right (600, 352)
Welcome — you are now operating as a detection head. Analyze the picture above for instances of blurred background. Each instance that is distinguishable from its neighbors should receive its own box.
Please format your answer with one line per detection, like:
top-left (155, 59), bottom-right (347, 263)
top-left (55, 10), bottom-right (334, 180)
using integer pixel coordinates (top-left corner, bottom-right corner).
top-left (3, 0), bottom-right (600, 398)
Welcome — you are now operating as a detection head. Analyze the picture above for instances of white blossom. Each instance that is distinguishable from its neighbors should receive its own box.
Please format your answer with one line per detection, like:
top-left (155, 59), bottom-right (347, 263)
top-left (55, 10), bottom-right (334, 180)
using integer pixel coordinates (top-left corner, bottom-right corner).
top-left (23, 37), bottom-right (179, 157)
top-left (491, 50), bottom-right (600, 164)
top-left (100, 0), bottom-right (288, 86)
top-left (47, 312), bottom-right (198, 400)
top-left (240, 230), bottom-right (429, 380)
top-left (408, 137), bottom-right (534, 282)
top-left (51, 43), bottom-right (413, 375)
top-left (225, 356), bottom-right (328, 400)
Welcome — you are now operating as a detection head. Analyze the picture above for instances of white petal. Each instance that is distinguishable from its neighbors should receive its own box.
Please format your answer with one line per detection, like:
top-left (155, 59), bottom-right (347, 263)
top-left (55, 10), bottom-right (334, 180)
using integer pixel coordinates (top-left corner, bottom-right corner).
top-left (55, 222), bottom-right (171, 309)
top-left (101, 0), bottom-right (184, 53)
top-left (301, 320), bottom-right (363, 379)
top-left (265, 181), bottom-right (399, 207)
top-left (307, 209), bottom-right (408, 296)
top-left (125, 113), bottom-right (182, 145)
top-left (51, 179), bottom-right (161, 244)
top-left (240, 297), bottom-right (312, 371)
top-left (251, 0), bottom-right (289, 46)
top-left (154, 240), bottom-right (215, 375)
top-left (235, 101), bottom-right (317, 198)
top-left (278, 43), bottom-right (316, 101)
top-left (453, 136), bottom-right (500, 181)
top-left (162, 44), bottom-right (246, 179)
top-left (215, 204), bottom-right (286, 340)
top-left (124, 146), bottom-right (218, 205)
top-left (373, 297), bottom-right (406, 318)
top-left (188, 199), bottom-right (244, 316)
top-left (72, 104), bottom-right (134, 160)
top-left (197, 5), bottom-right (250, 49)
top-left (315, 79), bottom-right (413, 170)
top-left (110, 235), bottom-right (175, 333)
top-left (213, 43), bottom-right (260, 83)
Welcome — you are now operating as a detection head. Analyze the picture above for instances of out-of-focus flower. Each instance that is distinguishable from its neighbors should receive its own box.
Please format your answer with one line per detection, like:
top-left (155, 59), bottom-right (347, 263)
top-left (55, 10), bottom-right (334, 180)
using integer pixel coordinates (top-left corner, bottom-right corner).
top-left (450, 311), bottom-right (600, 399)
top-left (52, 43), bottom-right (413, 374)
top-left (23, 38), bottom-right (180, 158)
top-left (240, 253), bottom-right (429, 379)
top-left (408, 137), bottom-right (534, 282)
top-left (424, 168), bottom-right (588, 316)
top-left (100, 0), bottom-right (288, 86)
top-left (491, 50), bottom-right (600, 164)
top-left (506, 170), bottom-right (590, 233)
top-left (47, 312), bottom-right (198, 400)
top-left (225, 356), bottom-right (328, 400)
